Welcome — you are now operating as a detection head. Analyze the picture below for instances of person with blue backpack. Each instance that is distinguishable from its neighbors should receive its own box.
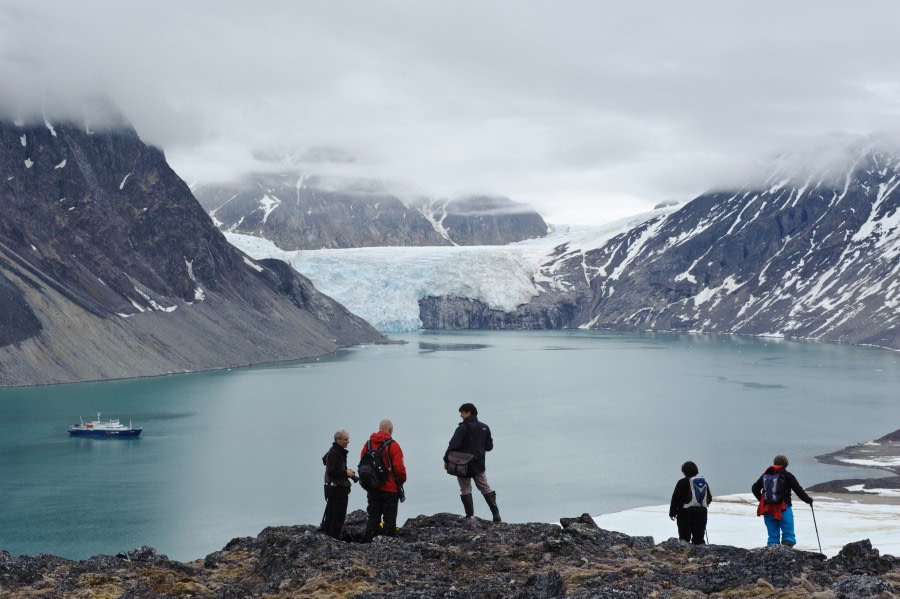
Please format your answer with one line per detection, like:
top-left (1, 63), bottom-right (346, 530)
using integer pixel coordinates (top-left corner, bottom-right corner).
top-left (669, 460), bottom-right (712, 544)
top-left (751, 454), bottom-right (813, 547)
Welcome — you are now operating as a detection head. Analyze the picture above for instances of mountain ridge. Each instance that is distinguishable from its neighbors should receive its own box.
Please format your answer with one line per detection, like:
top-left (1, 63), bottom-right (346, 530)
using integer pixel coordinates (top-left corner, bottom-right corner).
top-left (413, 144), bottom-right (900, 349)
top-left (0, 115), bottom-right (384, 387)
top-left (194, 173), bottom-right (549, 249)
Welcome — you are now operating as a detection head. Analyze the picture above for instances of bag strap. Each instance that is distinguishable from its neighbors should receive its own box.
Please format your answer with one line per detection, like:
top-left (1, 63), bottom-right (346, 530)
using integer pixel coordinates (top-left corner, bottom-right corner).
top-left (382, 439), bottom-right (394, 474)
top-left (461, 420), bottom-right (476, 453)
top-left (365, 439), bottom-right (396, 486)
top-left (366, 438), bottom-right (392, 474)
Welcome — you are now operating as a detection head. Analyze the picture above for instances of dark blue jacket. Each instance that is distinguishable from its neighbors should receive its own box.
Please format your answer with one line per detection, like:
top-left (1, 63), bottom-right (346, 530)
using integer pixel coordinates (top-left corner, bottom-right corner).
top-left (444, 416), bottom-right (493, 475)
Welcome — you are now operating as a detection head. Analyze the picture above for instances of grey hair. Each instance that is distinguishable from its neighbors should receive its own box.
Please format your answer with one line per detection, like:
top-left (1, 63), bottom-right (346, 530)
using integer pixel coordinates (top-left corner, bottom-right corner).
top-left (379, 419), bottom-right (393, 433)
top-left (334, 429), bottom-right (349, 441)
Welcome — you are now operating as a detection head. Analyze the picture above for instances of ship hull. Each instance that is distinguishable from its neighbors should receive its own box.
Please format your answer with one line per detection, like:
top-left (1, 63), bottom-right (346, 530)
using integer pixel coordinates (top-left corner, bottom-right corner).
top-left (68, 429), bottom-right (142, 437)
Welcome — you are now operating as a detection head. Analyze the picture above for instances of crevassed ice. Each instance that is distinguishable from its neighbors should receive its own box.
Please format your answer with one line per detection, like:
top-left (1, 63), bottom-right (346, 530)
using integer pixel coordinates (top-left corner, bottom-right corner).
top-left (225, 208), bottom-right (672, 333)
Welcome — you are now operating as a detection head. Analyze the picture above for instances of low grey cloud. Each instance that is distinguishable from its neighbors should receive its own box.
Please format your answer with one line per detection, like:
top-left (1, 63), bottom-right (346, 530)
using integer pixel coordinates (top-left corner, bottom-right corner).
top-left (2, 1), bottom-right (899, 224)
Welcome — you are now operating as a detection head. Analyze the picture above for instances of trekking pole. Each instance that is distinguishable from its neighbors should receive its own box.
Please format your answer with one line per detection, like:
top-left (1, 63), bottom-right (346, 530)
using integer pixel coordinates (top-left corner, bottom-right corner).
top-left (810, 503), bottom-right (822, 554)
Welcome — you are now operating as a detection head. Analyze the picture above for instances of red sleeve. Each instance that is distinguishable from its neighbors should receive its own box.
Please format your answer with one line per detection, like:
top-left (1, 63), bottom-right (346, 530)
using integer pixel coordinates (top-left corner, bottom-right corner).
top-left (391, 442), bottom-right (407, 485)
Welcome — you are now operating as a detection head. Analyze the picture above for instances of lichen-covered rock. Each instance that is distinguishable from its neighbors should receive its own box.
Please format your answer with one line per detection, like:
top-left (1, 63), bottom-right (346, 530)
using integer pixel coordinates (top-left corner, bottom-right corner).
top-left (826, 539), bottom-right (896, 575)
top-left (832, 574), bottom-right (894, 598)
top-left (672, 542), bottom-right (826, 592)
top-left (0, 513), bottom-right (896, 597)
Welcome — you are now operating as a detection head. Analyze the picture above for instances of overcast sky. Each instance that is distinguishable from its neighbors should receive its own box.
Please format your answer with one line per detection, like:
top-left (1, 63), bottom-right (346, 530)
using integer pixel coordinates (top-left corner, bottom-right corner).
top-left (2, 2), bottom-right (900, 224)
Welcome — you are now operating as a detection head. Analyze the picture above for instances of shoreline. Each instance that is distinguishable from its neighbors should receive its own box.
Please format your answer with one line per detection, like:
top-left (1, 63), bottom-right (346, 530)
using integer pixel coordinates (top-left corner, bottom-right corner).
top-left (807, 490), bottom-right (900, 506)
top-left (810, 427), bottom-right (900, 498)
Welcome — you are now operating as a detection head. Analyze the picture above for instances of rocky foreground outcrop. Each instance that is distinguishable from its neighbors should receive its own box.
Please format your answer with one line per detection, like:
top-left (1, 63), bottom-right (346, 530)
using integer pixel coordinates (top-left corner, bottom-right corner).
top-left (2, 511), bottom-right (897, 598)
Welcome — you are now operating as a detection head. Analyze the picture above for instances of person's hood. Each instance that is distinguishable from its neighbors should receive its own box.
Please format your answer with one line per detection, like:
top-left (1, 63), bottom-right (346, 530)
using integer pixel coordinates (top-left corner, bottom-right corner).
top-left (764, 464), bottom-right (784, 475)
top-left (368, 430), bottom-right (392, 448)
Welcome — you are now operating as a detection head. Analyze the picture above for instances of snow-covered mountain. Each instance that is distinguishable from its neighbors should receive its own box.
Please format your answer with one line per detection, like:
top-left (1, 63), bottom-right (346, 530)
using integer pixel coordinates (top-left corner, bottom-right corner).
top-left (0, 113), bottom-right (383, 386)
top-left (231, 140), bottom-right (900, 350)
top-left (194, 173), bottom-right (549, 249)
top-left (566, 141), bottom-right (900, 349)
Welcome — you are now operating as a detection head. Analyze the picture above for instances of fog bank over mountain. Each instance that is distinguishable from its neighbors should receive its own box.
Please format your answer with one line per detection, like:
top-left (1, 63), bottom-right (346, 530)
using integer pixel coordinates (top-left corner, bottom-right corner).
top-left (5, 2), bottom-right (900, 224)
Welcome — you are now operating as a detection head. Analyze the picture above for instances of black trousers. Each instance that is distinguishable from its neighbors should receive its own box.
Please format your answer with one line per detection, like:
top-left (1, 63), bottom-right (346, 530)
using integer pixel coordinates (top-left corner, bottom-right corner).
top-left (323, 485), bottom-right (350, 539)
top-left (676, 508), bottom-right (707, 544)
top-left (365, 489), bottom-right (400, 541)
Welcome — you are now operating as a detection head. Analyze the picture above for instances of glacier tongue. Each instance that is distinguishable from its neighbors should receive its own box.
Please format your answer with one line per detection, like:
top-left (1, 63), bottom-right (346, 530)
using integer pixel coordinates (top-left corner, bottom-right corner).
top-left (228, 234), bottom-right (548, 332)
top-left (226, 213), bottom-right (665, 332)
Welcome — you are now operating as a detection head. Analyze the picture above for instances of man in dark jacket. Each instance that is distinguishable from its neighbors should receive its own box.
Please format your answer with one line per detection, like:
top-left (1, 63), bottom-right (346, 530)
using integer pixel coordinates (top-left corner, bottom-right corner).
top-left (669, 460), bottom-right (712, 544)
top-left (751, 454), bottom-right (813, 547)
top-left (322, 429), bottom-right (356, 539)
top-left (360, 419), bottom-right (407, 542)
top-left (443, 403), bottom-right (500, 522)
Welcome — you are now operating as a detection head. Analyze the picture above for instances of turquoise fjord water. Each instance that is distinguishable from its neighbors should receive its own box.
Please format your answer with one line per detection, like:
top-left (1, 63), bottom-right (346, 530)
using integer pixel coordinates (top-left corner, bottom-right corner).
top-left (0, 330), bottom-right (897, 562)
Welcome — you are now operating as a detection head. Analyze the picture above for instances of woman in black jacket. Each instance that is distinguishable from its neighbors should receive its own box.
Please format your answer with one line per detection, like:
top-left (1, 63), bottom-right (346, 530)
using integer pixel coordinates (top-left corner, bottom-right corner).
top-left (669, 460), bottom-right (712, 544)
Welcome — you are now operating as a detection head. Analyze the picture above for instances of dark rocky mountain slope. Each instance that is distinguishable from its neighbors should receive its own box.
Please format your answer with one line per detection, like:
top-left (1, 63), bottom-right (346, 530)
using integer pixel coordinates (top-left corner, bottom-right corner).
top-left (194, 174), bottom-right (548, 249)
top-left (421, 144), bottom-right (900, 350)
top-left (1, 512), bottom-right (897, 597)
top-left (0, 115), bottom-right (384, 387)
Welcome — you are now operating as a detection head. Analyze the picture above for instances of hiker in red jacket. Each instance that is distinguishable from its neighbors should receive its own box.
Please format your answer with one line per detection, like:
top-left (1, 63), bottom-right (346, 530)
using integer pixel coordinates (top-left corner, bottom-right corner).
top-left (360, 419), bottom-right (406, 541)
top-left (751, 455), bottom-right (813, 547)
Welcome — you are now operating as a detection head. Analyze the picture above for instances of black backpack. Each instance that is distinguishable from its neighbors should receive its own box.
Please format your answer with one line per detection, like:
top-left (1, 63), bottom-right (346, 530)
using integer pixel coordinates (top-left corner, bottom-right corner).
top-left (357, 439), bottom-right (393, 492)
top-left (762, 472), bottom-right (785, 504)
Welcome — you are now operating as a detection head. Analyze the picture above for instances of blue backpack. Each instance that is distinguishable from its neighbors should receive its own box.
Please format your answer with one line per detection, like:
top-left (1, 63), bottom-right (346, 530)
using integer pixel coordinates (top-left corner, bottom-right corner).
top-left (684, 475), bottom-right (709, 508)
top-left (762, 472), bottom-right (785, 504)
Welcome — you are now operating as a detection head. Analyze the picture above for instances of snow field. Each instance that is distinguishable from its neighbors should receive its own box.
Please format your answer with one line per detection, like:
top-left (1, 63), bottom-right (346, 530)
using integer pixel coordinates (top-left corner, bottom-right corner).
top-left (593, 493), bottom-right (900, 558)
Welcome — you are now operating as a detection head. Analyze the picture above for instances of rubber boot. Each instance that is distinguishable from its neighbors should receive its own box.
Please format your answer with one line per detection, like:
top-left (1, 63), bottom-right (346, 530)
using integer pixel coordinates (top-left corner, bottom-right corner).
top-left (460, 493), bottom-right (475, 518)
top-left (483, 491), bottom-right (501, 522)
